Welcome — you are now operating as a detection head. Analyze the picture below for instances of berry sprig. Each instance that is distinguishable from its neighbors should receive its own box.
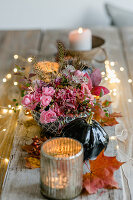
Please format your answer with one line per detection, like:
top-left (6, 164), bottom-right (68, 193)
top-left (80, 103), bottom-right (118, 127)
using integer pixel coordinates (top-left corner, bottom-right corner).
top-left (22, 136), bottom-right (48, 159)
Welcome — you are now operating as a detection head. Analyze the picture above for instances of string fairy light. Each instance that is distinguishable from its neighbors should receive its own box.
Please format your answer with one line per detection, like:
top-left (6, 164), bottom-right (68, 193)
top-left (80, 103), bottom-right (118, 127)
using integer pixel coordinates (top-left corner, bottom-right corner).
top-left (14, 82), bottom-right (18, 86)
top-left (6, 74), bottom-right (12, 79)
top-left (128, 79), bottom-right (132, 83)
top-left (3, 78), bottom-right (7, 83)
top-left (0, 156), bottom-right (9, 164)
top-left (110, 61), bottom-right (115, 66)
top-left (113, 88), bottom-right (117, 92)
top-left (18, 105), bottom-right (22, 110)
top-left (27, 57), bottom-right (33, 63)
top-left (113, 92), bottom-right (117, 96)
top-left (128, 99), bottom-right (132, 103)
top-left (120, 67), bottom-right (124, 71)
top-left (101, 71), bottom-right (105, 76)
top-left (110, 136), bottom-right (116, 140)
top-left (4, 158), bottom-right (9, 164)
top-left (116, 145), bottom-right (119, 150)
top-left (13, 68), bottom-right (18, 73)
top-left (9, 110), bottom-right (13, 114)
top-left (3, 109), bottom-right (8, 114)
top-left (14, 54), bottom-right (18, 60)
top-left (104, 60), bottom-right (110, 65)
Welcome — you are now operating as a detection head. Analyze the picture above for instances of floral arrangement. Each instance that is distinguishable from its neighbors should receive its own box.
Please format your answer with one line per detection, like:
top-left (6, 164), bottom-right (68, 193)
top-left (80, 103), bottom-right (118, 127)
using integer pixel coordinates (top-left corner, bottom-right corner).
top-left (21, 63), bottom-right (112, 127)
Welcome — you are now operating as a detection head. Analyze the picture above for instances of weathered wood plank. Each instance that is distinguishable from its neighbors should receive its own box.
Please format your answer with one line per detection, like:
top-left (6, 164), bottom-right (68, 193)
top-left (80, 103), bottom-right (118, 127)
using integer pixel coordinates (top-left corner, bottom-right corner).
top-left (0, 30), bottom-right (41, 193)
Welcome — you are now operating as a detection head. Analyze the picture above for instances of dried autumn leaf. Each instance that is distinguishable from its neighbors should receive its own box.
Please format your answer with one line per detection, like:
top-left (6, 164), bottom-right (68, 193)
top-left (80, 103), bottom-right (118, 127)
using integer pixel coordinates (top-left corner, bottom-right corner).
top-left (93, 105), bottom-right (105, 122)
top-left (101, 117), bottom-right (119, 127)
top-left (25, 157), bottom-right (40, 169)
top-left (22, 144), bottom-right (34, 154)
top-left (100, 112), bottom-right (122, 127)
top-left (92, 99), bottom-right (122, 126)
top-left (83, 151), bottom-right (124, 194)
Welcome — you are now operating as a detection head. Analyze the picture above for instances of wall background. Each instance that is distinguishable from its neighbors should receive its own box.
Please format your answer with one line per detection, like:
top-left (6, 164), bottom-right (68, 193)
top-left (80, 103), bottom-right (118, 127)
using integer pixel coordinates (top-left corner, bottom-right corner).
top-left (0, 0), bottom-right (133, 30)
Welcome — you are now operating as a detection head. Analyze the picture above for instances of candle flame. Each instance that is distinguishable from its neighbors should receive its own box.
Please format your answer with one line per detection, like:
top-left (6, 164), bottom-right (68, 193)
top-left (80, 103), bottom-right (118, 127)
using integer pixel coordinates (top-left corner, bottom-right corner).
top-left (78, 27), bottom-right (83, 34)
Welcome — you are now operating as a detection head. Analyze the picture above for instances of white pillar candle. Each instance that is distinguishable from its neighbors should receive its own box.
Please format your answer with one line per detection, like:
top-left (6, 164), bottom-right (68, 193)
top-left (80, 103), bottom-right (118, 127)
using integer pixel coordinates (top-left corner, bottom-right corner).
top-left (69, 27), bottom-right (92, 51)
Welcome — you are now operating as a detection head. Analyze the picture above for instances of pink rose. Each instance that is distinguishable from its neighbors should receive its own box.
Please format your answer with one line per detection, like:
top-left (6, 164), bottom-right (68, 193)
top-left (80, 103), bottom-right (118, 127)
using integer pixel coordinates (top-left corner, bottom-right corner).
top-left (41, 95), bottom-right (52, 107)
top-left (40, 109), bottom-right (57, 124)
top-left (22, 94), bottom-right (37, 110)
top-left (42, 87), bottom-right (55, 96)
top-left (74, 70), bottom-right (84, 77)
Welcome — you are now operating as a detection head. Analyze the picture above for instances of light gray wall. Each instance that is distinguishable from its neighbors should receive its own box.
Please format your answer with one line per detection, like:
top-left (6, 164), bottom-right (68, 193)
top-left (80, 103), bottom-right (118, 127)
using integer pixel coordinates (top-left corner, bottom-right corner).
top-left (0, 0), bottom-right (133, 30)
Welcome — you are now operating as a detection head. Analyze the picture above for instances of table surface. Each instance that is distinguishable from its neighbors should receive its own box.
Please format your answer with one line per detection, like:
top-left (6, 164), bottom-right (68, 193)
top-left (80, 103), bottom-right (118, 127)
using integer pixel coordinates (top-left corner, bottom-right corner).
top-left (0, 27), bottom-right (133, 200)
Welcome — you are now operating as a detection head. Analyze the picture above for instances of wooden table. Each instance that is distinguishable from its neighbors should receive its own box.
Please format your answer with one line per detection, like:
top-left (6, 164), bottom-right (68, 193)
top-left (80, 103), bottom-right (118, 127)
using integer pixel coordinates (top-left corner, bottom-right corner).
top-left (0, 27), bottom-right (133, 200)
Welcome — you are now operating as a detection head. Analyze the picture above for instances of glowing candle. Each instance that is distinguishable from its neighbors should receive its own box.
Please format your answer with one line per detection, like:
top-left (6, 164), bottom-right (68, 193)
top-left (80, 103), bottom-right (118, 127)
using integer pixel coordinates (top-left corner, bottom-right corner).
top-left (69, 27), bottom-right (92, 51)
top-left (40, 137), bottom-right (83, 199)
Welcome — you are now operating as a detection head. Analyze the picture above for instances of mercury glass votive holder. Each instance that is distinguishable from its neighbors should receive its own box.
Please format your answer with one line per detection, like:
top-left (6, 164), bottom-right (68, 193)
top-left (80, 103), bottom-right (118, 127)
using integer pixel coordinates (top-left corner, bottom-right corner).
top-left (40, 137), bottom-right (83, 199)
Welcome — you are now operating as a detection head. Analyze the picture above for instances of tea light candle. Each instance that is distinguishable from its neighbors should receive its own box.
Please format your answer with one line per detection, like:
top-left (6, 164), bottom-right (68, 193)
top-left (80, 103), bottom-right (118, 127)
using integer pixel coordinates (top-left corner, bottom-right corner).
top-left (40, 137), bottom-right (83, 200)
top-left (69, 27), bottom-right (92, 51)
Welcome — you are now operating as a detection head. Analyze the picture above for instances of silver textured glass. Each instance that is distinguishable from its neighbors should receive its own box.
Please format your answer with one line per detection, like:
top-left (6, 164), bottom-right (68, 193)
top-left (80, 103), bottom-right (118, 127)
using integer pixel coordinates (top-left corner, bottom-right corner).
top-left (40, 137), bottom-right (83, 199)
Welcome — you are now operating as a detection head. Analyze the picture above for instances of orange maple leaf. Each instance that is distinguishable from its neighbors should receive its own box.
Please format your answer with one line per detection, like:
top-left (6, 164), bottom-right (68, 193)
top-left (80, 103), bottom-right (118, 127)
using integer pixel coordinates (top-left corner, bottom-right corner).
top-left (83, 150), bottom-right (124, 194)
